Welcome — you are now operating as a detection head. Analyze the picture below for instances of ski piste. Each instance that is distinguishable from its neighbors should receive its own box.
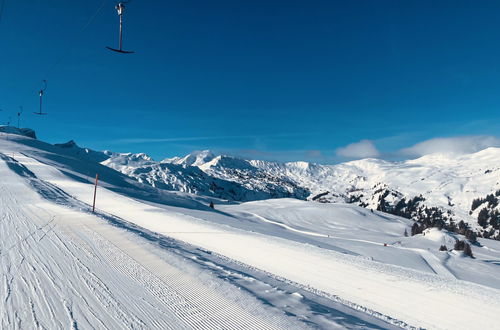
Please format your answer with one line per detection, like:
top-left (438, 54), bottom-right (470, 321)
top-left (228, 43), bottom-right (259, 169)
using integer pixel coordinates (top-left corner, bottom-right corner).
top-left (1, 129), bottom-right (500, 329)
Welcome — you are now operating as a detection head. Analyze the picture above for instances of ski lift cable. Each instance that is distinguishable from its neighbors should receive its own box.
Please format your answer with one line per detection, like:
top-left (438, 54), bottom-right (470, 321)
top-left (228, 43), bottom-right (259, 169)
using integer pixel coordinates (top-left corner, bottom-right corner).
top-left (43, 0), bottom-right (108, 79)
top-left (36, 1), bottom-right (107, 117)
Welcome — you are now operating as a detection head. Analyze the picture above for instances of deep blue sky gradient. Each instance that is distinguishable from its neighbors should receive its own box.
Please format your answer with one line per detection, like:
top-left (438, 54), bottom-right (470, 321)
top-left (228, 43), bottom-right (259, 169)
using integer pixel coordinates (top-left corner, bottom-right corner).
top-left (2, 0), bottom-right (500, 162)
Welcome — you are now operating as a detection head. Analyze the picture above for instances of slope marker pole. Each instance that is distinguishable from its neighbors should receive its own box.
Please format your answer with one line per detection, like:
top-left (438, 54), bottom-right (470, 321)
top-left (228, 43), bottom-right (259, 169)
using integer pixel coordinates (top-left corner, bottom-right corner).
top-left (92, 174), bottom-right (99, 213)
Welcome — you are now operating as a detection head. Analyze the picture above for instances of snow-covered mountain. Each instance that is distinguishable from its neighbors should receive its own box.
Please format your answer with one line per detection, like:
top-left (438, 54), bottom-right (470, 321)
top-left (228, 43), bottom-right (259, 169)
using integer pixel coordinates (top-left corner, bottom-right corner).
top-left (163, 149), bottom-right (216, 166)
top-left (103, 150), bottom-right (311, 201)
top-left (3, 128), bottom-right (500, 329)
top-left (46, 137), bottom-right (500, 239)
top-left (54, 140), bottom-right (111, 162)
top-left (0, 125), bottom-right (36, 139)
top-left (102, 148), bottom-right (500, 239)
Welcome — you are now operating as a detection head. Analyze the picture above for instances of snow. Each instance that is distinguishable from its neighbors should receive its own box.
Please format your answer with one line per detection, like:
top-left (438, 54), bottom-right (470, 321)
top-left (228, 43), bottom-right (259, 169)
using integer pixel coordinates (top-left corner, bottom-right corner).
top-left (0, 136), bottom-right (309, 329)
top-left (0, 126), bottom-right (36, 139)
top-left (117, 148), bottom-right (500, 228)
top-left (1, 131), bottom-right (500, 329)
top-left (163, 150), bottom-right (216, 167)
top-left (104, 145), bottom-right (500, 232)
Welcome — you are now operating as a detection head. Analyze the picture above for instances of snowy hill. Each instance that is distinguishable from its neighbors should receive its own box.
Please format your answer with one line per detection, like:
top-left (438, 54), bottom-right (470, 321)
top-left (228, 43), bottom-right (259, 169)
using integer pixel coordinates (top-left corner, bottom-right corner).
top-left (54, 140), bottom-right (110, 163)
top-left (1, 130), bottom-right (500, 329)
top-left (0, 125), bottom-right (36, 139)
top-left (163, 149), bottom-right (216, 166)
top-left (103, 148), bottom-right (500, 239)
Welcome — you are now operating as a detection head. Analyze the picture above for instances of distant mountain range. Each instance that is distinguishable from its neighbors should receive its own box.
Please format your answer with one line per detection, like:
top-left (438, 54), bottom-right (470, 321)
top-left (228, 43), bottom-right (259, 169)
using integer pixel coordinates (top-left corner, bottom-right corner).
top-left (52, 137), bottom-right (500, 240)
top-left (1, 125), bottom-right (498, 239)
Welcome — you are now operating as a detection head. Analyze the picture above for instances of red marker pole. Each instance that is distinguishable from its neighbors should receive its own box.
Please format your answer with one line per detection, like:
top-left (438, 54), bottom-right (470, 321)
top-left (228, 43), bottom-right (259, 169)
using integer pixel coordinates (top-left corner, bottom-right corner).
top-left (92, 174), bottom-right (99, 213)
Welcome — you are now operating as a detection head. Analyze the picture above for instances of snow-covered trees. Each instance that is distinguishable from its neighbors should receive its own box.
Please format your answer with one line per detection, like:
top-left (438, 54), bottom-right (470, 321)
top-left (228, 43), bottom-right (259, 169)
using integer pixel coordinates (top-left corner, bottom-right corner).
top-left (454, 240), bottom-right (474, 258)
top-left (411, 222), bottom-right (422, 236)
top-left (470, 192), bottom-right (500, 240)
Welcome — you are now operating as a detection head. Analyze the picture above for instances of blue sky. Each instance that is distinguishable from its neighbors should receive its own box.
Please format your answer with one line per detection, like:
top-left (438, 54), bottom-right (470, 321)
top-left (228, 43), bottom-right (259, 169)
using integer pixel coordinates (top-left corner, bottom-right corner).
top-left (2, 0), bottom-right (500, 163)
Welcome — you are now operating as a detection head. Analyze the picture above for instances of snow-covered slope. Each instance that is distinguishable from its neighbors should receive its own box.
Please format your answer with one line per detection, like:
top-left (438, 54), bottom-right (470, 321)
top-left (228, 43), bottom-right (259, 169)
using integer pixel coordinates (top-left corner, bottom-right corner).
top-left (0, 142), bottom-right (305, 329)
top-left (2, 131), bottom-right (500, 329)
top-left (54, 139), bottom-right (110, 163)
top-left (103, 148), bottom-right (500, 238)
top-left (0, 125), bottom-right (36, 139)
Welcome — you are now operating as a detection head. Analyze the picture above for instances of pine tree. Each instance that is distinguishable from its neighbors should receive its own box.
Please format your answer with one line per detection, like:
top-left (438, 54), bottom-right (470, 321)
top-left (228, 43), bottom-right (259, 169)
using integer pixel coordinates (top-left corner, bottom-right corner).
top-left (490, 211), bottom-right (500, 229)
top-left (454, 240), bottom-right (465, 251)
top-left (457, 220), bottom-right (467, 235)
top-left (463, 242), bottom-right (474, 258)
top-left (471, 197), bottom-right (485, 211)
top-left (465, 229), bottom-right (477, 243)
top-left (411, 222), bottom-right (420, 236)
top-left (454, 240), bottom-right (474, 257)
top-left (478, 208), bottom-right (489, 228)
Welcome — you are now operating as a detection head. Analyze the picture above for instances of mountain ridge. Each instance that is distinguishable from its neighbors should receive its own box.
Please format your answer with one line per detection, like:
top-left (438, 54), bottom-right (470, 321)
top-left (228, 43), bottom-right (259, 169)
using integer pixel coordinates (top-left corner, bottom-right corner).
top-left (100, 146), bottom-right (500, 240)
top-left (45, 136), bottom-right (500, 240)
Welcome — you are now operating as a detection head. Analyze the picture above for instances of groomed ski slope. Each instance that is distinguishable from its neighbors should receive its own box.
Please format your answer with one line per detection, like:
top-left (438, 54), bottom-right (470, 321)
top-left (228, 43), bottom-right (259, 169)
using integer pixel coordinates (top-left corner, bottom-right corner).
top-left (2, 133), bottom-right (500, 329)
top-left (0, 154), bottom-right (309, 329)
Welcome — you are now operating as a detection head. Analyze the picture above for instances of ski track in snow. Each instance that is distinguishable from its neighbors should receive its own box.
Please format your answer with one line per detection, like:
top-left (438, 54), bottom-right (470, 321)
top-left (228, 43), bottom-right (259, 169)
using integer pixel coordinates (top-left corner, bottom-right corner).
top-left (247, 212), bottom-right (329, 238)
top-left (0, 159), bottom-right (181, 329)
top-left (0, 148), bottom-right (398, 329)
top-left (397, 247), bottom-right (455, 279)
top-left (1, 151), bottom-right (492, 329)
top-left (2, 135), bottom-right (500, 330)
top-left (245, 210), bottom-right (456, 279)
top-left (0, 153), bottom-right (310, 330)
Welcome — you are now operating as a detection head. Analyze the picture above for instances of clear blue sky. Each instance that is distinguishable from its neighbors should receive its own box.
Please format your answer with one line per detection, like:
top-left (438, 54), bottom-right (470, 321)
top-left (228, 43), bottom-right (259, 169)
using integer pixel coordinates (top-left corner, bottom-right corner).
top-left (2, 0), bottom-right (500, 163)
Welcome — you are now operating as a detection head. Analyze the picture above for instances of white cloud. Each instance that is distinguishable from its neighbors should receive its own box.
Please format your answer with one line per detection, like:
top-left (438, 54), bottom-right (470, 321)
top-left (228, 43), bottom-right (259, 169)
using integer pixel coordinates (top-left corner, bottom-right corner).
top-left (336, 140), bottom-right (380, 159)
top-left (401, 135), bottom-right (500, 157)
top-left (109, 133), bottom-right (308, 145)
